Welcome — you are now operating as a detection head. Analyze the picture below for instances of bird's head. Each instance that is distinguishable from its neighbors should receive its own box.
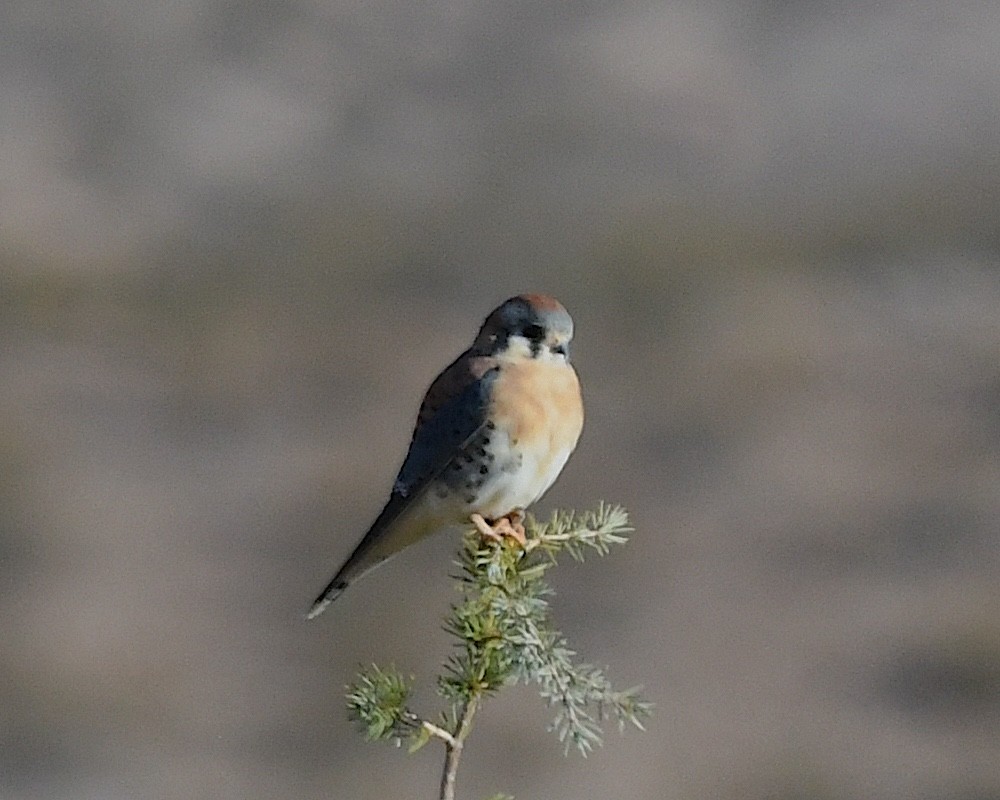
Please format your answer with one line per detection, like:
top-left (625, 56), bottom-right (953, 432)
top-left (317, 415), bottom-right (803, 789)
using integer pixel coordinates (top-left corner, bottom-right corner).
top-left (473, 294), bottom-right (574, 363)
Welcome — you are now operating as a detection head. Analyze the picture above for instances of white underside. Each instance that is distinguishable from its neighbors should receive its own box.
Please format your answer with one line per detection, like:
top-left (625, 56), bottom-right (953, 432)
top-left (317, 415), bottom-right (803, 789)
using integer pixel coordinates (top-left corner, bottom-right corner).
top-left (476, 441), bottom-right (573, 518)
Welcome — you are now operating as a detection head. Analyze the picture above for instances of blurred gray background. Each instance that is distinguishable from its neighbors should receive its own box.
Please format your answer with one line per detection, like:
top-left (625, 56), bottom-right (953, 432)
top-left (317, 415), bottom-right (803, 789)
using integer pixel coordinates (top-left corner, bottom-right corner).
top-left (2, 1), bottom-right (999, 799)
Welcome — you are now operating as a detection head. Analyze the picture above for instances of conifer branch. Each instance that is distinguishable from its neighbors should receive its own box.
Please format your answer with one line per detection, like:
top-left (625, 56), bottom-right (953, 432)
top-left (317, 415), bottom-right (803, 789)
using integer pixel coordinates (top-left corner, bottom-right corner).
top-left (344, 504), bottom-right (651, 799)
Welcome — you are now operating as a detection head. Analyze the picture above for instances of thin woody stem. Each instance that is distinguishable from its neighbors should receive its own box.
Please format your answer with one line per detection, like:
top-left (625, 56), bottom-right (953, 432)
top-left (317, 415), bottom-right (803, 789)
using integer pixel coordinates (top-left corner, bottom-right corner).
top-left (439, 694), bottom-right (480, 800)
top-left (422, 720), bottom-right (457, 748)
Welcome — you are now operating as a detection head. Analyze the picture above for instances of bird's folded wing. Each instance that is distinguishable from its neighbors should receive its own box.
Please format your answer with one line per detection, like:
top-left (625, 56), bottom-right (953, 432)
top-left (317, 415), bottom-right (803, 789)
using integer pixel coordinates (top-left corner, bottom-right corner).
top-left (392, 353), bottom-right (499, 499)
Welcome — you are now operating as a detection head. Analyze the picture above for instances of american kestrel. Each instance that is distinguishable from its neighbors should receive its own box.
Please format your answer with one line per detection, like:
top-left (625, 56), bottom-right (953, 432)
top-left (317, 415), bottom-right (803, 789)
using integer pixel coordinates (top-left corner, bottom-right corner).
top-left (307, 294), bottom-right (584, 619)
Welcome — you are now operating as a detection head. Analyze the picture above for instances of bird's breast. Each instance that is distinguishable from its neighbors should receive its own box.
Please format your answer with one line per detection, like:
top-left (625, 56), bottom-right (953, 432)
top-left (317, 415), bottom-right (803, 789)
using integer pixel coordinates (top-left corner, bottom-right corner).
top-left (476, 358), bottom-right (584, 514)
top-left (490, 358), bottom-right (583, 448)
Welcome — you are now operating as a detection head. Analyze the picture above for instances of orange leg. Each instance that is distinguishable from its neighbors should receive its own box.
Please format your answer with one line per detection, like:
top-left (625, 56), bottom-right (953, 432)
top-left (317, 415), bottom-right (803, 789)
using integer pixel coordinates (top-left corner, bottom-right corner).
top-left (506, 509), bottom-right (527, 545)
top-left (470, 512), bottom-right (527, 547)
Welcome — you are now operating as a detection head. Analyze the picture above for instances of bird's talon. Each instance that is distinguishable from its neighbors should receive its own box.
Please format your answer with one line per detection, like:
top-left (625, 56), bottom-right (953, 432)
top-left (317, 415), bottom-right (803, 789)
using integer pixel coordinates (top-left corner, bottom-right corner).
top-left (494, 517), bottom-right (526, 547)
top-left (507, 510), bottom-right (528, 547)
top-left (470, 513), bottom-right (527, 548)
top-left (509, 522), bottom-right (527, 547)
top-left (470, 513), bottom-right (503, 542)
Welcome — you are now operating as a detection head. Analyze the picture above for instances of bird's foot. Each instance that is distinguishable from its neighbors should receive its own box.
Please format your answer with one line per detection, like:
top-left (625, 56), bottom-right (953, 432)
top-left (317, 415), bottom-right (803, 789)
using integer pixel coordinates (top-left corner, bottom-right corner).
top-left (470, 512), bottom-right (527, 548)
top-left (506, 510), bottom-right (527, 545)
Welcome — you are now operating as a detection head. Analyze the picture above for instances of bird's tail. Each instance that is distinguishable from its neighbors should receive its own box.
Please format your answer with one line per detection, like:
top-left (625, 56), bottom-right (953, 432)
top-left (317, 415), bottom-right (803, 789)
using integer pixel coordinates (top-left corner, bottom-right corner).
top-left (306, 524), bottom-right (390, 619)
top-left (306, 574), bottom-right (350, 620)
top-left (306, 495), bottom-right (432, 619)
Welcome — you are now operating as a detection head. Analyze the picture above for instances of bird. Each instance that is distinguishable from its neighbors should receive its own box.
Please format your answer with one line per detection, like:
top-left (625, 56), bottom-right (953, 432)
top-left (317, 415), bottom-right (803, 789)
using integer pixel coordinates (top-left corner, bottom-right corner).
top-left (307, 294), bottom-right (584, 619)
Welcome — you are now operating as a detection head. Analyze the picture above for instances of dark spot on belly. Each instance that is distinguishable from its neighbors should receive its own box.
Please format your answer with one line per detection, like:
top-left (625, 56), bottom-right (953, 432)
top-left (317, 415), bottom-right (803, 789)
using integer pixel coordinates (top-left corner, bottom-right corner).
top-left (479, 464), bottom-right (489, 475)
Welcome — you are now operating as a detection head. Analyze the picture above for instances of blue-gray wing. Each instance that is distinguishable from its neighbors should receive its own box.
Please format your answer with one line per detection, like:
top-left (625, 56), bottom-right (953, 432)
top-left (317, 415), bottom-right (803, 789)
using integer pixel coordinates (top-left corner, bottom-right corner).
top-left (393, 355), bottom-right (499, 498)
top-left (306, 354), bottom-right (499, 618)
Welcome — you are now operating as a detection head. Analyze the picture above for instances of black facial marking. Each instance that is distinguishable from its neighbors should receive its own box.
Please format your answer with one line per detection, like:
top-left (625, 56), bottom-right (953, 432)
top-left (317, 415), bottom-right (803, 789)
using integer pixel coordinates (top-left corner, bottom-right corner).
top-left (523, 323), bottom-right (545, 342)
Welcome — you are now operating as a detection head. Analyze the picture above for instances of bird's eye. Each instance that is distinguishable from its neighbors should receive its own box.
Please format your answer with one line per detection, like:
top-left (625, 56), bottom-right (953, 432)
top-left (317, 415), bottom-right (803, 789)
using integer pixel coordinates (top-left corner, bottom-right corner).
top-left (522, 323), bottom-right (545, 341)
